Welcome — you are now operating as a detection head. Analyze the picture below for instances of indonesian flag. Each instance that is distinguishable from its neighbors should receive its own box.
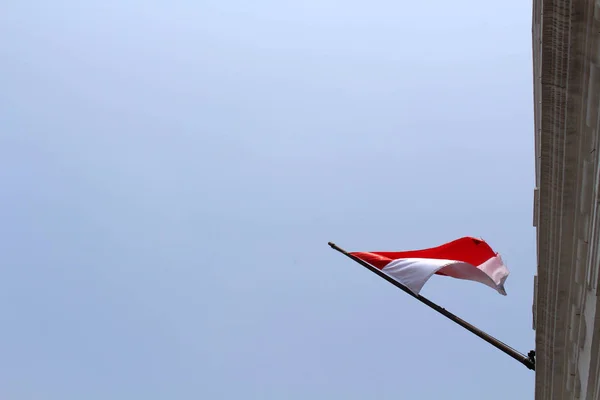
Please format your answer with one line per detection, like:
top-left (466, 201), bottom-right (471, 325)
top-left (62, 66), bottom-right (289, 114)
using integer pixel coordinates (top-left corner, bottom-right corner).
top-left (350, 237), bottom-right (509, 295)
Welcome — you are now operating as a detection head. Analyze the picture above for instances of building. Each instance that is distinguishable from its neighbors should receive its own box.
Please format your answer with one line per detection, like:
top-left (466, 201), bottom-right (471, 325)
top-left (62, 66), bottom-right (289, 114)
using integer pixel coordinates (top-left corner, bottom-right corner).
top-left (533, 0), bottom-right (600, 398)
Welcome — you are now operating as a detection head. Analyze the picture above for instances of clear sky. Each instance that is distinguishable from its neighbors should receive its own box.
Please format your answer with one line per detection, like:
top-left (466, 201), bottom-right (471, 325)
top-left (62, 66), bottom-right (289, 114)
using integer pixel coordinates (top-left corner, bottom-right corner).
top-left (1, 1), bottom-right (536, 399)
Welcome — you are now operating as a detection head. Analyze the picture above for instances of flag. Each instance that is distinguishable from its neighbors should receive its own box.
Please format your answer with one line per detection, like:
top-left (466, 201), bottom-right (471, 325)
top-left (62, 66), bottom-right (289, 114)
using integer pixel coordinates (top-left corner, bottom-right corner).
top-left (350, 237), bottom-right (509, 295)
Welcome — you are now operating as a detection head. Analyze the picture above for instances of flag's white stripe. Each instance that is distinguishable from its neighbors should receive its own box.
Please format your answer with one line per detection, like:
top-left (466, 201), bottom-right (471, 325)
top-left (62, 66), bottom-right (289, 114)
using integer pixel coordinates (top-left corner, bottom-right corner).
top-left (381, 255), bottom-right (509, 295)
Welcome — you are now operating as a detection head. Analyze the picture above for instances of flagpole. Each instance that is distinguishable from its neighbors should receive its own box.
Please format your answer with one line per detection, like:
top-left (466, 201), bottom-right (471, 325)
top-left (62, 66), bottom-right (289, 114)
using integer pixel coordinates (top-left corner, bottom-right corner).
top-left (328, 242), bottom-right (536, 371)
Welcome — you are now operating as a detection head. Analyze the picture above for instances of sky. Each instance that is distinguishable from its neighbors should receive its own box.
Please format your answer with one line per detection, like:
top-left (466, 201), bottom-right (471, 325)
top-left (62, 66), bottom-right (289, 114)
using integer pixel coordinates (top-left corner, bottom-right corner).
top-left (0, 1), bottom-right (536, 399)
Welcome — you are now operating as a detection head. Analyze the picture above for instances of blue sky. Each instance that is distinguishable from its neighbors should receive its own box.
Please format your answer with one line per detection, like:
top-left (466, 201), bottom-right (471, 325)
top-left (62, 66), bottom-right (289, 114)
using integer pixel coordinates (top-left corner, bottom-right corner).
top-left (1, 1), bottom-right (535, 398)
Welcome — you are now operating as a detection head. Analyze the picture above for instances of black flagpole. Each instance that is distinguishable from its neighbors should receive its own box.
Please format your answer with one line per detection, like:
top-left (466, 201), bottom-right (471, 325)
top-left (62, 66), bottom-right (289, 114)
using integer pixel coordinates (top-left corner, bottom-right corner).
top-left (328, 242), bottom-right (535, 371)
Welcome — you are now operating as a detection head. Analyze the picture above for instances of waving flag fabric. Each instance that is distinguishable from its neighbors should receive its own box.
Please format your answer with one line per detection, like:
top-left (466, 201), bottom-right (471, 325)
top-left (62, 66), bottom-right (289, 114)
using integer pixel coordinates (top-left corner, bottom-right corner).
top-left (350, 237), bottom-right (509, 295)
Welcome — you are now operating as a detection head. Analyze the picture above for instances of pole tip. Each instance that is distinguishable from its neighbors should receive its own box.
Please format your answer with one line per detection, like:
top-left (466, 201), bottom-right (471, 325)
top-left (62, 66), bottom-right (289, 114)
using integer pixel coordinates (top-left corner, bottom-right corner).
top-left (328, 242), bottom-right (335, 248)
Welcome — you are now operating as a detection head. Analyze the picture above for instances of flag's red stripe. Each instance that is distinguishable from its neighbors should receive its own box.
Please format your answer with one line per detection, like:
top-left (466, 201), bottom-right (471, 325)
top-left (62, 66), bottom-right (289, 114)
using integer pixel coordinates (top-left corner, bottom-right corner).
top-left (349, 237), bottom-right (497, 270)
top-left (349, 252), bottom-right (392, 269)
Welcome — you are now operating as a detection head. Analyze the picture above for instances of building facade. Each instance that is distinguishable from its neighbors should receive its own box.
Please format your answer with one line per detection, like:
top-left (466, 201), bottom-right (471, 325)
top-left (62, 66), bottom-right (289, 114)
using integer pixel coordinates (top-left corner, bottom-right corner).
top-left (533, 0), bottom-right (600, 398)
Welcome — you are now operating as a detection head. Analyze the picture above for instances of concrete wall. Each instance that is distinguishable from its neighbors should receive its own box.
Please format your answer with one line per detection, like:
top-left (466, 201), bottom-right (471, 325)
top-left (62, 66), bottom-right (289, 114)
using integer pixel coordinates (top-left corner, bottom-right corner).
top-left (533, 0), bottom-right (600, 399)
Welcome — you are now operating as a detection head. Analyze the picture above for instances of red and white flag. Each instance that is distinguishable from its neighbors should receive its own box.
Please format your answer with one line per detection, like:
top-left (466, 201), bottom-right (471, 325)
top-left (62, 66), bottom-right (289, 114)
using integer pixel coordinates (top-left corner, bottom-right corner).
top-left (350, 237), bottom-right (509, 295)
